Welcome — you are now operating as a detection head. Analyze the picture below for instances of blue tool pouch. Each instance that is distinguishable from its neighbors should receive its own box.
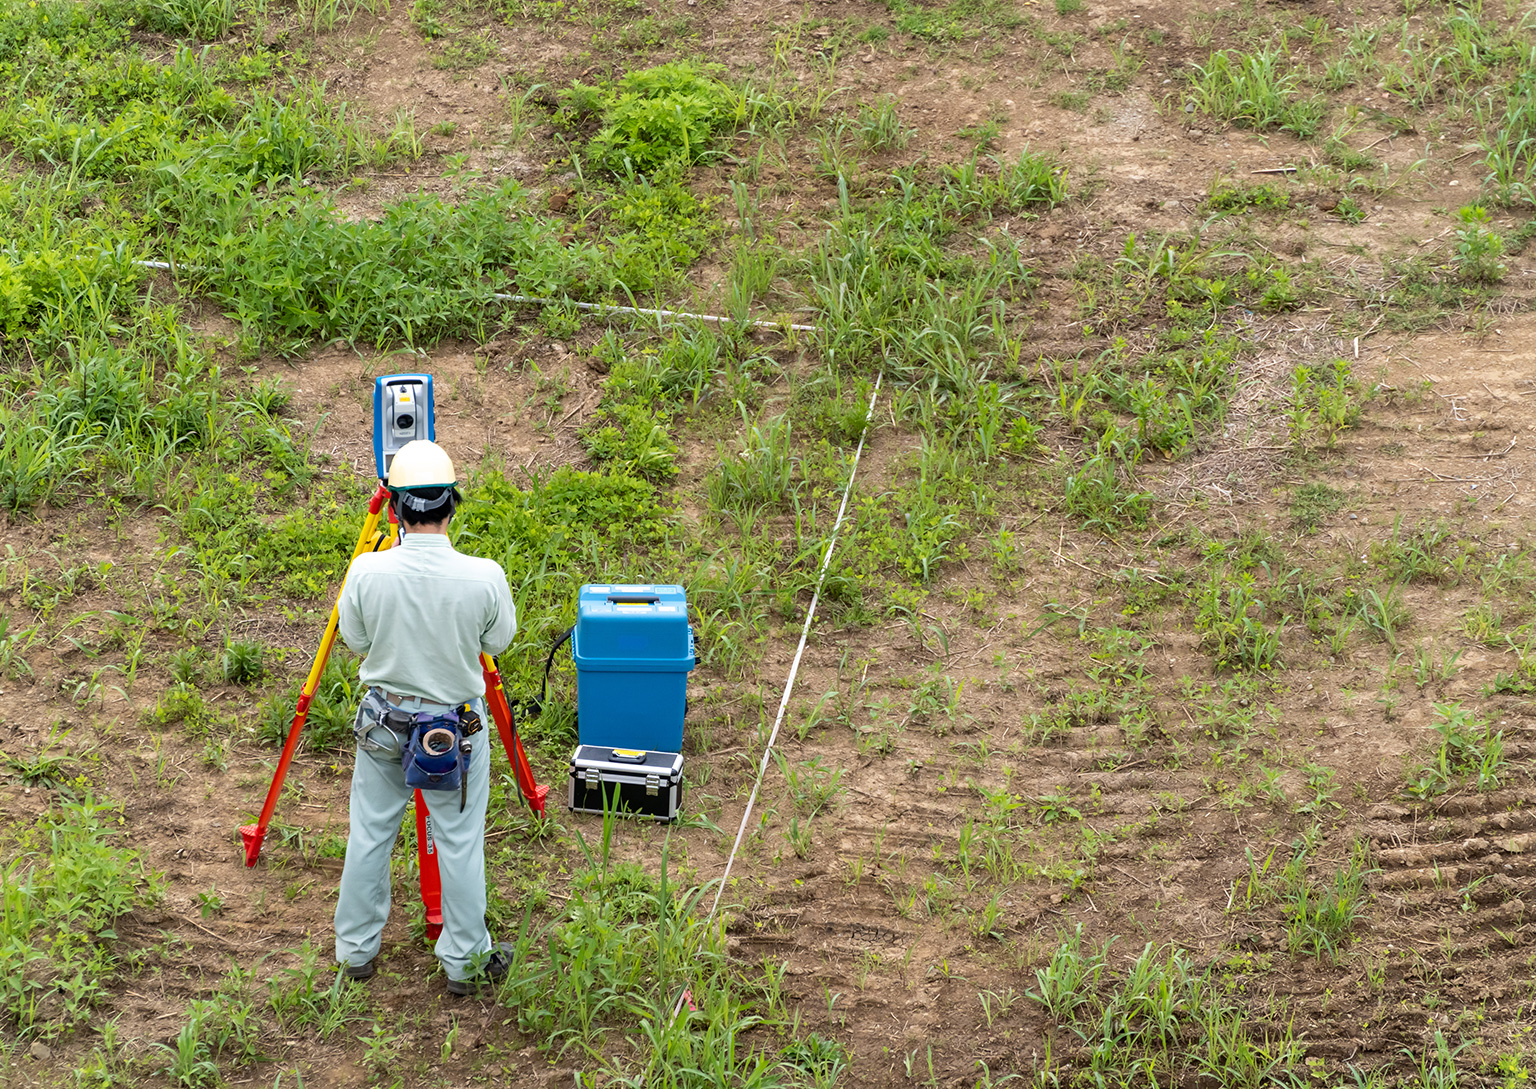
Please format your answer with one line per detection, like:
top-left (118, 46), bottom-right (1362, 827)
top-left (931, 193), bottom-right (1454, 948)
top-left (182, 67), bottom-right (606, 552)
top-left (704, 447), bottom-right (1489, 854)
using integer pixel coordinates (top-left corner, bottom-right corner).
top-left (401, 709), bottom-right (473, 810)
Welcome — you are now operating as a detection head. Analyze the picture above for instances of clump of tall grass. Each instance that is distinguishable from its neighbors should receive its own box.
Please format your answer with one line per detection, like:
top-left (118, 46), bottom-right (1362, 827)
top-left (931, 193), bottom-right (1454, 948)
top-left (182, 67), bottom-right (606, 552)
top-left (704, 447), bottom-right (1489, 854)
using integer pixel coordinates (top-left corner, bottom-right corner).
top-left (1480, 80), bottom-right (1536, 206)
top-left (809, 150), bottom-right (1061, 373)
top-left (1026, 928), bottom-right (1307, 1084)
top-left (186, 182), bottom-right (611, 353)
top-left (1188, 48), bottom-right (1324, 138)
top-left (707, 412), bottom-right (797, 514)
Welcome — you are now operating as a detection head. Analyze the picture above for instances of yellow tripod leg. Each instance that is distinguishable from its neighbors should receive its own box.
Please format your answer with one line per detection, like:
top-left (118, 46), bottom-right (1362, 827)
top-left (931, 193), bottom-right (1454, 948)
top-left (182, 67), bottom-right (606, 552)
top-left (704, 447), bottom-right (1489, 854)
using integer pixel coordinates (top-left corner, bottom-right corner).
top-left (241, 483), bottom-right (393, 865)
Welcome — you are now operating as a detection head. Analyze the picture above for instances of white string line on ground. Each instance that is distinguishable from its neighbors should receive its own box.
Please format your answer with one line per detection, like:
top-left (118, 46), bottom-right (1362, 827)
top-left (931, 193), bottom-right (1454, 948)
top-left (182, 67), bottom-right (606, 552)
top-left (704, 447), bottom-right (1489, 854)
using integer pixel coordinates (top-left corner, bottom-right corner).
top-left (488, 293), bottom-right (820, 334)
top-left (133, 261), bottom-right (818, 334)
top-left (683, 371), bottom-right (883, 1005)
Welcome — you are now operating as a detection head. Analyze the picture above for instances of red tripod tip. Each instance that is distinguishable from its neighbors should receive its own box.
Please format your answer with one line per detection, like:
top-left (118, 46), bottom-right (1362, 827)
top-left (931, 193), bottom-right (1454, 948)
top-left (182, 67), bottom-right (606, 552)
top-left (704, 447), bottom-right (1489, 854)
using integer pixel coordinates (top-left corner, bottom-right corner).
top-left (239, 824), bottom-right (265, 867)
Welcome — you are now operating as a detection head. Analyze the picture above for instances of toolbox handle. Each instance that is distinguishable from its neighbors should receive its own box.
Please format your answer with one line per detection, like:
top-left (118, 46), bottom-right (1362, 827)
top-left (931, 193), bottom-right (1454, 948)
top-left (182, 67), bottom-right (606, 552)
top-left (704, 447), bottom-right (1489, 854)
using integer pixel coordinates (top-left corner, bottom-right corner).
top-left (608, 593), bottom-right (660, 604)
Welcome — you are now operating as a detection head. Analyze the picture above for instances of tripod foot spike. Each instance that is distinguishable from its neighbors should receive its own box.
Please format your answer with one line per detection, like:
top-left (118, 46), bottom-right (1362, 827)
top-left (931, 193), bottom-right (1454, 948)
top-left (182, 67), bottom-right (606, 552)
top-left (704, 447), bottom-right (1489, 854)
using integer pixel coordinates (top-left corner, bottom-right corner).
top-left (239, 824), bottom-right (265, 867)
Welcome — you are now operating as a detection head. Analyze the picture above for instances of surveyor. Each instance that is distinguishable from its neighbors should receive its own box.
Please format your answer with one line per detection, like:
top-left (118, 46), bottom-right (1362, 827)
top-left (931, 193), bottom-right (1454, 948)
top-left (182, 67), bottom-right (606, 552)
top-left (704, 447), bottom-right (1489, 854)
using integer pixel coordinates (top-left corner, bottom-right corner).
top-left (332, 439), bottom-right (516, 996)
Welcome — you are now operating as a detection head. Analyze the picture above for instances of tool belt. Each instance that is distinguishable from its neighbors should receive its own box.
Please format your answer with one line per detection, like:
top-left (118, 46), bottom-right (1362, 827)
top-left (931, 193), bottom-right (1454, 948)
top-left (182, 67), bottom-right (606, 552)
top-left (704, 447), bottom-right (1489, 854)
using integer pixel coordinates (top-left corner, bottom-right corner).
top-left (356, 688), bottom-right (484, 812)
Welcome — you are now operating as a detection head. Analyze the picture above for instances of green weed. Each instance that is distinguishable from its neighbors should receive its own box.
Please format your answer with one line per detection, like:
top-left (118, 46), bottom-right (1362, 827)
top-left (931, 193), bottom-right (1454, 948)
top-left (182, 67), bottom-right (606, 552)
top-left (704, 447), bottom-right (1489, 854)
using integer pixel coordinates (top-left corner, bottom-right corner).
top-left (707, 413), bottom-right (797, 514)
top-left (772, 753), bottom-right (848, 818)
top-left (1355, 583), bottom-right (1410, 649)
top-left (266, 940), bottom-right (370, 1037)
top-left (1029, 930), bottom-right (1307, 1082)
top-left (0, 798), bottom-right (163, 1033)
top-left (152, 1003), bottom-right (222, 1088)
top-left (0, 612), bottom-right (38, 679)
top-left (257, 653), bottom-right (362, 752)
top-left (147, 0), bottom-right (236, 38)
top-left (151, 682), bottom-right (218, 734)
top-left (1288, 359), bottom-right (1361, 446)
top-left (1208, 181), bottom-right (1292, 213)
top-left (1370, 517), bottom-right (1453, 584)
top-left (1290, 483), bottom-right (1344, 532)
top-left (851, 96), bottom-right (908, 152)
top-left (221, 639), bottom-right (265, 685)
top-left (1283, 845), bottom-right (1368, 955)
top-left (883, 0), bottom-right (1024, 42)
top-left (1064, 448), bottom-right (1153, 535)
top-left (1188, 49), bottom-right (1324, 138)
top-left (2, 725), bottom-right (77, 787)
top-left (580, 62), bottom-right (737, 172)
top-left (1196, 570), bottom-right (1284, 672)
top-left (1480, 79), bottom-right (1536, 206)
top-left (1454, 205), bottom-right (1506, 282)
top-left (1412, 641), bottom-right (1463, 688)
top-left (1459, 603), bottom-right (1505, 646)
top-left (1403, 702), bottom-right (1506, 798)
top-left (494, 835), bottom-right (831, 1077)
top-left (1334, 194), bottom-right (1367, 223)
top-left (1027, 925), bottom-right (1109, 1019)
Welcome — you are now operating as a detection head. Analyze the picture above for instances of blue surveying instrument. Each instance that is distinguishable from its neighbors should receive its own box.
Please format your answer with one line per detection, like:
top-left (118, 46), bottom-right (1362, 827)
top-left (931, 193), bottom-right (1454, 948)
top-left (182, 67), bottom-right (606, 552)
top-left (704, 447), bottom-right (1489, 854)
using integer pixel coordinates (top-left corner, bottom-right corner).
top-left (371, 373), bottom-right (435, 479)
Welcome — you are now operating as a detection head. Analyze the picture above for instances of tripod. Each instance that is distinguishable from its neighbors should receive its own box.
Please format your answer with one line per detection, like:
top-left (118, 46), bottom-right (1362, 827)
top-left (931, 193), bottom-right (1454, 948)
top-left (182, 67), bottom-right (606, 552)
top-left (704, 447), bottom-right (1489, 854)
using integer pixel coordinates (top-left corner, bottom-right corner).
top-left (239, 483), bottom-right (549, 939)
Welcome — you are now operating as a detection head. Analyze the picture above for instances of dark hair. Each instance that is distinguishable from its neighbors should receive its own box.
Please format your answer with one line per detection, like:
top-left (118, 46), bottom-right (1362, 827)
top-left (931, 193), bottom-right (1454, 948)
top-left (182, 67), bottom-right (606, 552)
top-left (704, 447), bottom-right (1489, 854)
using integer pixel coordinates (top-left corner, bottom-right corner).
top-left (393, 486), bottom-right (460, 526)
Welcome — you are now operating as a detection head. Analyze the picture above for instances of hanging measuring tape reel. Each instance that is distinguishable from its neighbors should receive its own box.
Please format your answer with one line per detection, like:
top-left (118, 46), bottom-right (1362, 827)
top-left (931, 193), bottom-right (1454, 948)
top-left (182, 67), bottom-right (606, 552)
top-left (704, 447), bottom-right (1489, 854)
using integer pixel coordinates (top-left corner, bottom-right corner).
top-left (396, 703), bottom-right (479, 812)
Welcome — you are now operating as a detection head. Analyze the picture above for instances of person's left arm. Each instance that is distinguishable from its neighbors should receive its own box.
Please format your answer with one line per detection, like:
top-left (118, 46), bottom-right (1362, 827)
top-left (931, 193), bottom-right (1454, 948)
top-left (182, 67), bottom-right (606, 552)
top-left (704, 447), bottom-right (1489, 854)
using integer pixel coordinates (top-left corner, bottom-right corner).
top-left (337, 560), bottom-right (373, 655)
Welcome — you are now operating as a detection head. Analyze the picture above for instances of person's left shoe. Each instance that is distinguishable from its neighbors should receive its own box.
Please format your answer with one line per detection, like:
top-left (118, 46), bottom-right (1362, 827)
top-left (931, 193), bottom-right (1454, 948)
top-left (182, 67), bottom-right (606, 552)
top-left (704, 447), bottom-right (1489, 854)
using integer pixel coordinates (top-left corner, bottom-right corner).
top-left (342, 958), bottom-right (376, 982)
top-left (446, 944), bottom-right (512, 997)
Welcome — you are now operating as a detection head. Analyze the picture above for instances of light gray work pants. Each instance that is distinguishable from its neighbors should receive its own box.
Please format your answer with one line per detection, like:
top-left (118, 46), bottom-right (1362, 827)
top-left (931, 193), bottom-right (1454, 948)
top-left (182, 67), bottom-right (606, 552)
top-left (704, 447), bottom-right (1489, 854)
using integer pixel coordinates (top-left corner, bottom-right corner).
top-left (333, 694), bottom-right (492, 982)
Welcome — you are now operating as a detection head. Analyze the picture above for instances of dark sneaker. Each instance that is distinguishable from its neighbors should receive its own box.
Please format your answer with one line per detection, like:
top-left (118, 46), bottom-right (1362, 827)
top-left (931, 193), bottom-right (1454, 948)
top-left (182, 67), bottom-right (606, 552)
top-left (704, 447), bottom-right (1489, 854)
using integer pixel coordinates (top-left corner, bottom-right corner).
top-left (342, 958), bottom-right (375, 981)
top-left (446, 944), bottom-right (511, 997)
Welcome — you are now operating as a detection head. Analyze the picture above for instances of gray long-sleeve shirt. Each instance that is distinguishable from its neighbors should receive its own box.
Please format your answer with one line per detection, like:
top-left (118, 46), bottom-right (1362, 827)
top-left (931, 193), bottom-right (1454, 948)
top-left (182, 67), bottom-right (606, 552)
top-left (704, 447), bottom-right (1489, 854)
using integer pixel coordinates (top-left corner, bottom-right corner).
top-left (337, 533), bottom-right (516, 705)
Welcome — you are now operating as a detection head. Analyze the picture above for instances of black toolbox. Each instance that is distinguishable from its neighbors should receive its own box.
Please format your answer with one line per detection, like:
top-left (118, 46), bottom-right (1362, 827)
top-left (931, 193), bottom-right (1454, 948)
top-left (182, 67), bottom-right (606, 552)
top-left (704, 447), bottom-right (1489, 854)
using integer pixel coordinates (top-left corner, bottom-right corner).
top-left (567, 745), bottom-right (683, 822)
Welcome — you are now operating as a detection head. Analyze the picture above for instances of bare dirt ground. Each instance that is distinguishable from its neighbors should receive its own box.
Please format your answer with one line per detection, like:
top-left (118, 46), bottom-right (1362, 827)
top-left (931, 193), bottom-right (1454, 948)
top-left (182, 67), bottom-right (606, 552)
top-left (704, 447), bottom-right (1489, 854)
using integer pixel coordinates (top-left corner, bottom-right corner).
top-left (5, 0), bottom-right (1536, 1085)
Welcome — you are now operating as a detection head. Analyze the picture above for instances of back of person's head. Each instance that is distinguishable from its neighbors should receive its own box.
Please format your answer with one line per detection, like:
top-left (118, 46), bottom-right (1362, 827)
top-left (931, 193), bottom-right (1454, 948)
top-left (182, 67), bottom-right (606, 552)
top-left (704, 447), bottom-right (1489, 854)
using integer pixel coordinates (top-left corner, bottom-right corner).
top-left (388, 441), bottom-right (461, 525)
top-left (396, 485), bottom-right (459, 525)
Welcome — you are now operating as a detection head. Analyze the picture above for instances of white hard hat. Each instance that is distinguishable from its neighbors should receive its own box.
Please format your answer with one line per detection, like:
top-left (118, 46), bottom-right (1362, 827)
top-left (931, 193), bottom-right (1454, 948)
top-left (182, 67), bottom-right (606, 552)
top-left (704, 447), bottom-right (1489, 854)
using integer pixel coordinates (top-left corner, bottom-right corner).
top-left (388, 440), bottom-right (457, 490)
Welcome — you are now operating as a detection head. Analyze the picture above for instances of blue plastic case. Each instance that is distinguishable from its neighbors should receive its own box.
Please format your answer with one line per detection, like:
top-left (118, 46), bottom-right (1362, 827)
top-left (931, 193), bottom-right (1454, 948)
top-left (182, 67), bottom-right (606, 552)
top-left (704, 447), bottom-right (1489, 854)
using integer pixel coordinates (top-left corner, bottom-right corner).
top-left (573, 584), bottom-right (694, 752)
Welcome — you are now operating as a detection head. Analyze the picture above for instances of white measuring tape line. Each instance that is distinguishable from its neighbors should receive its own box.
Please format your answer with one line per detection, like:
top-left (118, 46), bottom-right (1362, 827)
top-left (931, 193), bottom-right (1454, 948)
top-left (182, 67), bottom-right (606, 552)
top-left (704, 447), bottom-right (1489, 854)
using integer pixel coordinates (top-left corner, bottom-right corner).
top-left (489, 293), bottom-right (819, 334)
top-left (668, 371), bottom-right (884, 1023)
top-left (134, 261), bottom-right (817, 334)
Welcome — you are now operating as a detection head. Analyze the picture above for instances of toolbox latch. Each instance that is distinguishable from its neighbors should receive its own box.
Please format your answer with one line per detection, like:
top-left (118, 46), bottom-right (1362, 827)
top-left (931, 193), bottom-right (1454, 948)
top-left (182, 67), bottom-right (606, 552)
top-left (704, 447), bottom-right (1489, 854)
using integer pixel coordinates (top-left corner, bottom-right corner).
top-left (645, 774), bottom-right (660, 796)
top-left (582, 768), bottom-right (601, 789)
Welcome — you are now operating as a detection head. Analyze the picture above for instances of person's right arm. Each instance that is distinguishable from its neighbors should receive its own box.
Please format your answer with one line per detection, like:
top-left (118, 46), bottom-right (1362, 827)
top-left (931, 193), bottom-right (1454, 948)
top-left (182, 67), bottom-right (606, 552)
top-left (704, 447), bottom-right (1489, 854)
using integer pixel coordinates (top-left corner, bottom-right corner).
top-left (480, 570), bottom-right (517, 656)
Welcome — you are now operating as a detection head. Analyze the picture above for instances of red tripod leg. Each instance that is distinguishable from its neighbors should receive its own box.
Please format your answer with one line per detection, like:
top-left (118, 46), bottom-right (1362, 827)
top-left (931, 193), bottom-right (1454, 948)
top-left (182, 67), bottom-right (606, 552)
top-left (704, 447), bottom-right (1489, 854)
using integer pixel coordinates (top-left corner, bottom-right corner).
top-left (414, 790), bottom-right (443, 941)
top-left (480, 656), bottom-right (549, 817)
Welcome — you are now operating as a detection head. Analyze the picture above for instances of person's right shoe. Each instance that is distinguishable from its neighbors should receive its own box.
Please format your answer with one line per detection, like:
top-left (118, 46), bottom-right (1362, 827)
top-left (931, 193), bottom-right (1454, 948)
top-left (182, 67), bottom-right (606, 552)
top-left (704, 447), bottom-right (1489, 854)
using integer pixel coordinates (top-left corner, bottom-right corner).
top-left (445, 944), bottom-right (511, 997)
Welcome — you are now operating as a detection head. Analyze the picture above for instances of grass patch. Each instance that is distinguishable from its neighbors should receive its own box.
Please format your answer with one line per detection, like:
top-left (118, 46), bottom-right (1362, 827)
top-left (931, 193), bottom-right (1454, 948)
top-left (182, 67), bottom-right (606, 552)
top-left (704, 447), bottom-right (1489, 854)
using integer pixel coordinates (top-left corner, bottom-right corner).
top-left (881, 0), bottom-right (1025, 42)
top-left (559, 61), bottom-right (740, 173)
top-left (1208, 180), bottom-right (1292, 213)
top-left (1188, 48), bottom-right (1323, 138)
top-left (1290, 482), bottom-right (1345, 531)
top-left (0, 798), bottom-right (164, 1036)
top-left (1028, 928), bottom-right (1307, 1081)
